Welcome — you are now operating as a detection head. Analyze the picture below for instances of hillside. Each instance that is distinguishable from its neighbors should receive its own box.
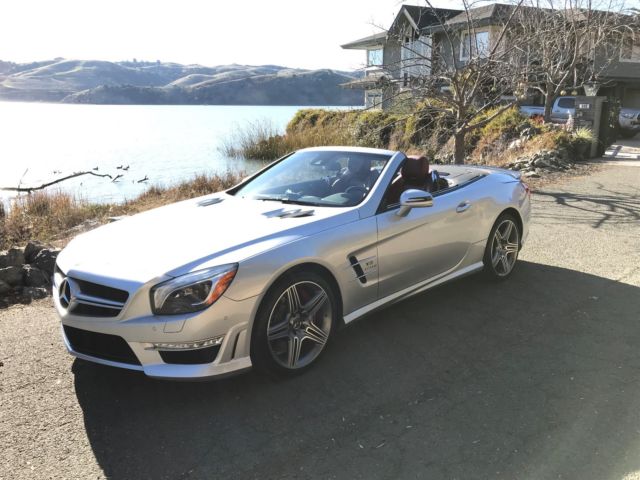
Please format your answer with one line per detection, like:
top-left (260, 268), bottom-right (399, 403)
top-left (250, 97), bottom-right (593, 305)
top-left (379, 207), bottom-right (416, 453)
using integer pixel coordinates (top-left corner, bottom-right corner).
top-left (0, 59), bottom-right (362, 105)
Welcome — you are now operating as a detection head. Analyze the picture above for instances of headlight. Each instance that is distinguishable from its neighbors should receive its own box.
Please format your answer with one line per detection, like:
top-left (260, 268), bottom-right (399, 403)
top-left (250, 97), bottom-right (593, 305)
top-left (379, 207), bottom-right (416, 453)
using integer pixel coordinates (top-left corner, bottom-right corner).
top-left (621, 112), bottom-right (635, 119)
top-left (150, 264), bottom-right (238, 315)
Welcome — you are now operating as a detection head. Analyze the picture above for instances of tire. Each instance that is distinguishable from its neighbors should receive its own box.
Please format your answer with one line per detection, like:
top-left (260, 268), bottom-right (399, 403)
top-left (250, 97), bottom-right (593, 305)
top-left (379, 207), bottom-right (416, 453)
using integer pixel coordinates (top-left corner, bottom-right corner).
top-left (620, 130), bottom-right (638, 139)
top-left (251, 270), bottom-right (338, 378)
top-left (483, 213), bottom-right (521, 280)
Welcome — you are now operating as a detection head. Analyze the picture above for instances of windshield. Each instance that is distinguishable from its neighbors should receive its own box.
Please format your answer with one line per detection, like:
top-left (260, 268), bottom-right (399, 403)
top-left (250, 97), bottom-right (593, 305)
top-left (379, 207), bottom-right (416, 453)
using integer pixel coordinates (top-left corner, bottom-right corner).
top-left (232, 150), bottom-right (391, 207)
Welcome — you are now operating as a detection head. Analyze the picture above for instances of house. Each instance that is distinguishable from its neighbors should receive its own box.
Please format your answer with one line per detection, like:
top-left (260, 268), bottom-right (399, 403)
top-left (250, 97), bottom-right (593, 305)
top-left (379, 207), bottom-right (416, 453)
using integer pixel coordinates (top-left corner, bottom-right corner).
top-left (341, 5), bottom-right (460, 109)
top-left (341, 3), bottom-right (640, 109)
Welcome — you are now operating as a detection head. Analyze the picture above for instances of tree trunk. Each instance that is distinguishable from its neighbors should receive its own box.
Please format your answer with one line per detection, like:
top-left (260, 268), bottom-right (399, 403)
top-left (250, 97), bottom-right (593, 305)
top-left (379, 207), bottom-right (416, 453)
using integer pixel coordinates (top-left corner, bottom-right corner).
top-left (454, 131), bottom-right (466, 165)
top-left (544, 89), bottom-right (554, 123)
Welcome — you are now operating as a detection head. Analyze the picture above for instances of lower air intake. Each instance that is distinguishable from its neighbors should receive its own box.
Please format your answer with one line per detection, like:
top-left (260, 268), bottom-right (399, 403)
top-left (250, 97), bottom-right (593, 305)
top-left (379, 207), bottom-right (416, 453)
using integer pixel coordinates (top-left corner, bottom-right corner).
top-left (63, 325), bottom-right (140, 365)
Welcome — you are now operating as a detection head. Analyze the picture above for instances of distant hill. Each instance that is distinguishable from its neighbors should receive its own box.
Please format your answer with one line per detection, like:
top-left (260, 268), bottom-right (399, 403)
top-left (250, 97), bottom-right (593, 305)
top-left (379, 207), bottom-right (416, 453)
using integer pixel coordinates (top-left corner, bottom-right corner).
top-left (0, 59), bottom-right (362, 105)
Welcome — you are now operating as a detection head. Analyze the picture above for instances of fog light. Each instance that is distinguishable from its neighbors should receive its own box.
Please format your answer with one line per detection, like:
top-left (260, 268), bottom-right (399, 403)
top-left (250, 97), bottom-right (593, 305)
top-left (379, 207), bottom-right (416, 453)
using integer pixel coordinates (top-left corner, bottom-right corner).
top-left (146, 335), bottom-right (224, 351)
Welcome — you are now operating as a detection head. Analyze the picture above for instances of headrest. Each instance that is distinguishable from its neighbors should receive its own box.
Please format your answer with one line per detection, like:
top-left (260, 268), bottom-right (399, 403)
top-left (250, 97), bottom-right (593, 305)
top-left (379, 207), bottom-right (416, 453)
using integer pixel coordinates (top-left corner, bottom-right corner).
top-left (402, 155), bottom-right (430, 181)
top-left (348, 157), bottom-right (371, 176)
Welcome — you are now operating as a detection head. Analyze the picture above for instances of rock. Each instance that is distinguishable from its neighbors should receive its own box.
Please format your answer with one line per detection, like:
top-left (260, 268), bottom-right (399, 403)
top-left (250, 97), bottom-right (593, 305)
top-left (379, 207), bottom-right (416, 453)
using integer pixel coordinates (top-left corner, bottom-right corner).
top-left (0, 266), bottom-right (24, 286)
top-left (0, 247), bottom-right (25, 268)
top-left (508, 139), bottom-right (524, 150)
top-left (32, 249), bottom-right (60, 276)
top-left (522, 171), bottom-right (540, 178)
top-left (22, 287), bottom-right (49, 301)
top-left (24, 242), bottom-right (46, 264)
top-left (533, 158), bottom-right (552, 168)
top-left (23, 265), bottom-right (49, 288)
top-left (0, 279), bottom-right (11, 295)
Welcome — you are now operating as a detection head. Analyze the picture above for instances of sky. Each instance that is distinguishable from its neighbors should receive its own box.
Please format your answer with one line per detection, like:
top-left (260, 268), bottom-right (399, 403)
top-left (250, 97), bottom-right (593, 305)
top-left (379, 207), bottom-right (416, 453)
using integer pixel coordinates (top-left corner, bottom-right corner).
top-left (0, 0), bottom-right (466, 71)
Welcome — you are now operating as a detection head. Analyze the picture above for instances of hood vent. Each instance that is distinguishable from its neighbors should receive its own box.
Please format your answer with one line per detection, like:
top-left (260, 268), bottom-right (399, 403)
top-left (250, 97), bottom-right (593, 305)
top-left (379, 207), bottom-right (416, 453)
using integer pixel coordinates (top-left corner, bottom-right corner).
top-left (263, 208), bottom-right (315, 219)
top-left (197, 197), bottom-right (224, 207)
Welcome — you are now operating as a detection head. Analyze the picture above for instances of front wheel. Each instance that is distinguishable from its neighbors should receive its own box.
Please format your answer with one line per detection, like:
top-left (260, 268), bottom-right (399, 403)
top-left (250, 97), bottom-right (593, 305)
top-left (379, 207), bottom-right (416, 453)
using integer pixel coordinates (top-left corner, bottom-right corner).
top-left (251, 271), bottom-right (337, 377)
top-left (483, 213), bottom-right (521, 280)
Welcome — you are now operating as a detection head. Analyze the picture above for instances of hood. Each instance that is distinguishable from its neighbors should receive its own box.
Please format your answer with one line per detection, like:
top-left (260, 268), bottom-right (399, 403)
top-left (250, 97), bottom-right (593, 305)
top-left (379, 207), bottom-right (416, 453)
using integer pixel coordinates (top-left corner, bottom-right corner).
top-left (56, 193), bottom-right (359, 286)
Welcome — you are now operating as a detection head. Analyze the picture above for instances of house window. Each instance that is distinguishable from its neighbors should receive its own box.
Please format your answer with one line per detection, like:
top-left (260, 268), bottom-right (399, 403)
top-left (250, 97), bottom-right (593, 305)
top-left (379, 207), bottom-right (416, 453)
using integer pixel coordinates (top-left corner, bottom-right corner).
top-left (365, 90), bottom-right (383, 109)
top-left (367, 48), bottom-right (383, 66)
top-left (460, 30), bottom-right (490, 60)
top-left (620, 34), bottom-right (640, 62)
top-left (401, 34), bottom-right (431, 77)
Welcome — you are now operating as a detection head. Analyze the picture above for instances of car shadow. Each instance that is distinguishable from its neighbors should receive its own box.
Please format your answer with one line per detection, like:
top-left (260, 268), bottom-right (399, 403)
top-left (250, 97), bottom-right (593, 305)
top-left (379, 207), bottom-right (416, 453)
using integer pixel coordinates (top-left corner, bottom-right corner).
top-left (73, 261), bottom-right (640, 480)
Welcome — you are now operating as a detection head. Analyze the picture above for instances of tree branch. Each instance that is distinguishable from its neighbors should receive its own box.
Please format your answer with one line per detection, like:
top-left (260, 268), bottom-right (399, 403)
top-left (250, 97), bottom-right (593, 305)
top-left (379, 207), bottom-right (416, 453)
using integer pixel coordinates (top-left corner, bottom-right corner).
top-left (1, 171), bottom-right (114, 193)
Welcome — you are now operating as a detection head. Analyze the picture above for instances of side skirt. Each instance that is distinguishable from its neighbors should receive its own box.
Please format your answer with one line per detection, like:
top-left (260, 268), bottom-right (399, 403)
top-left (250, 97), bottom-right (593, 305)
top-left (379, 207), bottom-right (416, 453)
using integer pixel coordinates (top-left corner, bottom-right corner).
top-left (342, 262), bottom-right (484, 324)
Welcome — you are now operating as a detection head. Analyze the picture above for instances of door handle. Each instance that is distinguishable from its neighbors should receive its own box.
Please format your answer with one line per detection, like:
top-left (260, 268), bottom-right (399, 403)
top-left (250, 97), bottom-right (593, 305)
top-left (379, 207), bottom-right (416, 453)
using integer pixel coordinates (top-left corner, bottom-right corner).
top-left (456, 201), bottom-right (471, 213)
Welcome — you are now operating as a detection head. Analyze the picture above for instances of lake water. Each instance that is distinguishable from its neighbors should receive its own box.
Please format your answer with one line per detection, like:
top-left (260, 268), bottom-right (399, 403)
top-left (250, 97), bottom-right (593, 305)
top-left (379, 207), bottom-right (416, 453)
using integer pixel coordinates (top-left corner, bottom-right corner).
top-left (0, 102), bottom-right (354, 205)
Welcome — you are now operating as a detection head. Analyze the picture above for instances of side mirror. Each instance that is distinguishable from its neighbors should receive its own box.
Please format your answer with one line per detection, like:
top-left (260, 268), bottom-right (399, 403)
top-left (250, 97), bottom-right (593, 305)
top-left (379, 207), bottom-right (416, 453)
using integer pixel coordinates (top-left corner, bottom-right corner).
top-left (397, 189), bottom-right (433, 217)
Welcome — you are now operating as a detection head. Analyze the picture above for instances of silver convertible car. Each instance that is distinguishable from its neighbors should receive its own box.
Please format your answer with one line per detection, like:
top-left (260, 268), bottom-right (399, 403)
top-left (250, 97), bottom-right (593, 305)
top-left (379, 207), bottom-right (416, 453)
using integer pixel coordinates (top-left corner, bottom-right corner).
top-left (54, 147), bottom-right (531, 379)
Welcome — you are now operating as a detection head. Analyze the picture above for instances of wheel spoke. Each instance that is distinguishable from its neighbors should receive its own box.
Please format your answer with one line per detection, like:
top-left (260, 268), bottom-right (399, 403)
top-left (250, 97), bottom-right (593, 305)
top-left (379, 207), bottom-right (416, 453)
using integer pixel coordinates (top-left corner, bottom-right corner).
top-left (492, 248), bottom-right (502, 267)
top-left (502, 221), bottom-right (514, 241)
top-left (285, 285), bottom-right (302, 313)
top-left (500, 255), bottom-right (510, 273)
top-left (268, 320), bottom-right (289, 341)
top-left (504, 242), bottom-right (519, 254)
top-left (303, 290), bottom-right (328, 319)
top-left (287, 333), bottom-right (303, 368)
top-left (304, 321), bottom-right (329, 346)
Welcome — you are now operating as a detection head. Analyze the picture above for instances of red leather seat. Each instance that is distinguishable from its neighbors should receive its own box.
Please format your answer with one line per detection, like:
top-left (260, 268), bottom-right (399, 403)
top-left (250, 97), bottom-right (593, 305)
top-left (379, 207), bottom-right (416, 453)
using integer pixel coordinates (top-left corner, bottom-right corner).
top-left (385, 155), bottom-right (433, 206)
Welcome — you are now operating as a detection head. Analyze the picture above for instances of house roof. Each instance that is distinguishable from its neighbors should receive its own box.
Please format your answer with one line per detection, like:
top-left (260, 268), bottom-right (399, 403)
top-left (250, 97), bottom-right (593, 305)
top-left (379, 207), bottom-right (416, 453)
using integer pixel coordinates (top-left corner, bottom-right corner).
top-left (400, 5), bottom-right (462, 31)
top-left (341, 5), bottom-right (462, 50)
top-left (341, 31), bottom-right (387, 50)
top-left (421, 3), bottom-right (521, 33)
top-left (444, 3), bottom-right (516, 25)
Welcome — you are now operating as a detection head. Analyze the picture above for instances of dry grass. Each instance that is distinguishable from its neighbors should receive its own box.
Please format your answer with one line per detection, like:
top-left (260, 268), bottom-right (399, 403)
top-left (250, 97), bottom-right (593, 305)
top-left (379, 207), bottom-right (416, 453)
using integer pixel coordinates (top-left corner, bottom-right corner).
top-left (220, 115), bottom-right (355, 161)
top-left (0, 172), bottom-right (243, 250)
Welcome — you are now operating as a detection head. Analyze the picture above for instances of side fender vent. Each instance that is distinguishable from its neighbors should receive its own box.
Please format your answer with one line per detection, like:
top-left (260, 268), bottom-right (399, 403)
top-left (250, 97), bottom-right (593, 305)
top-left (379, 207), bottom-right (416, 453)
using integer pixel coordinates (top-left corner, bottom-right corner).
top-left (349, 256), bottom-right (367, 284)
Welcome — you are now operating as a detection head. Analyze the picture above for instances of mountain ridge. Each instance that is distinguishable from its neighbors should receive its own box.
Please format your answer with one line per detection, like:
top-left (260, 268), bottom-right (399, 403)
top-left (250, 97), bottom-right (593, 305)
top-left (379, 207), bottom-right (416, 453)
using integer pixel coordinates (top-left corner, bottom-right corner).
top-left (0, 59), bottom-right (362, 105)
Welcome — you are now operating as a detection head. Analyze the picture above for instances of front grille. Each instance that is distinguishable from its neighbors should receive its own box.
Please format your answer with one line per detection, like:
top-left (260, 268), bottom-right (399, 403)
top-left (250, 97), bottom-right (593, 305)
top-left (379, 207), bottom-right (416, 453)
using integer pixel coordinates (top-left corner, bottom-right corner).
top-left (74, 278), bottom-right (129, 303)
top-left (56, 270), bottom-right (129, 318)
top-left (63, 325), bottom-right (140, 365)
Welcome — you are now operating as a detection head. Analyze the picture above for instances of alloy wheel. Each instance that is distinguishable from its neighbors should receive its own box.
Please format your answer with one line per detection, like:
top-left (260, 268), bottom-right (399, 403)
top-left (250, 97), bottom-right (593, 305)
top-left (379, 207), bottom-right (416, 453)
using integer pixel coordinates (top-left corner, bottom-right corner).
top-left (266, 281), bottom-right (332, 369)
top-left (491, 219), bottom-right (520, 277)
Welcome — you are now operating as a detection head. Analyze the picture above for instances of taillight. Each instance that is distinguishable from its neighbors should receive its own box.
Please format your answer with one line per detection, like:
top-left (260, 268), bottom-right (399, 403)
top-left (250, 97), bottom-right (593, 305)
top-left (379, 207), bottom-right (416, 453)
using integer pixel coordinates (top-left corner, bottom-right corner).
top-left (521, 180), bottom-right (531, 196)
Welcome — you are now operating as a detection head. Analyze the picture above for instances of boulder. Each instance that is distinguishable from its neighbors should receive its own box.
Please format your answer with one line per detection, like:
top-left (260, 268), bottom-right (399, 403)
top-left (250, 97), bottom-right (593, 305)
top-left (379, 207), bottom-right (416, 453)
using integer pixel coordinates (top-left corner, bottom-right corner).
top-left (32, 249), bottom-right (60, 276)
top-left (23, 265), bottom-right (49, 288)
top-left (522, 171), bottom-right (540, 178)
top-left (22, 287), bottom-right (49, 301)
top-left (0, 266), bottom-right (23, 286)
top-left (0, 279), bottom-right (11, 295)
top-left (24, 242), bottom-right (46, 264)
top-left (0, 247), bottom-right (25, 268)
top-left (533, 158), bottom-right (552, 168)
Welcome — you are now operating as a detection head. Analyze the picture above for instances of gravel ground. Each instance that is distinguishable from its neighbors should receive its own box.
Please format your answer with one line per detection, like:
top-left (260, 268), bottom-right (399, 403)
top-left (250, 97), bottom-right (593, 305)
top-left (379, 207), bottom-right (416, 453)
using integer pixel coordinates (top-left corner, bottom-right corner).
top-left (1, 158), bottom-right (639, 480)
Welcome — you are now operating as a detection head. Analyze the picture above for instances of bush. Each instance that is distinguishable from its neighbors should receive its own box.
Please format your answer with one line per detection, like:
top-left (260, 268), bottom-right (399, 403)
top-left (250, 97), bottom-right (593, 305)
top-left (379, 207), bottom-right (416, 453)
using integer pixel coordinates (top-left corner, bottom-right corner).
top-left (403, 100), bottom-right (454, 148)
top-left (219, 120), bottom-right (291, 161)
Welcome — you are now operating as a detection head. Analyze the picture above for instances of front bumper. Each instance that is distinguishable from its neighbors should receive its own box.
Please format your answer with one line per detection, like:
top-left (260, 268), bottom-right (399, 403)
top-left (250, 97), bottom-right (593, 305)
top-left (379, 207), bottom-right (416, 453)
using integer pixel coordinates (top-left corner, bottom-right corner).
top-left (55, 280), bottom-right (260, 380)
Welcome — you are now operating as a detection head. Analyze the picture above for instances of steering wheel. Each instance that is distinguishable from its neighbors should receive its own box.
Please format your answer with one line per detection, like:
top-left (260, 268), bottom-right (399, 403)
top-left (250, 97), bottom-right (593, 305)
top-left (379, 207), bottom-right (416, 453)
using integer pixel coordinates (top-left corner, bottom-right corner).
top-left (345, 185), bottom-right (367, 198)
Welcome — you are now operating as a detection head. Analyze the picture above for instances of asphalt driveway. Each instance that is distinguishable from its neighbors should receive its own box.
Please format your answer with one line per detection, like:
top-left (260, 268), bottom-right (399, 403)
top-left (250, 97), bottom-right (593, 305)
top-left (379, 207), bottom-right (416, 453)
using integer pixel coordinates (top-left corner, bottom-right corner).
top-left (1, 157), bottom-right (639, 480)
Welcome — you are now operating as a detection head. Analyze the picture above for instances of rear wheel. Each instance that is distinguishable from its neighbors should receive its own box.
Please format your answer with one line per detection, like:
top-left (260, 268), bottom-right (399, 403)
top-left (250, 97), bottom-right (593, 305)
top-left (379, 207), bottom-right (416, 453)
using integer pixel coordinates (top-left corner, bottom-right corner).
top-left (251, 271), bottom-right (337, 377)
top-left (483, 213), bottom-right (521, 280)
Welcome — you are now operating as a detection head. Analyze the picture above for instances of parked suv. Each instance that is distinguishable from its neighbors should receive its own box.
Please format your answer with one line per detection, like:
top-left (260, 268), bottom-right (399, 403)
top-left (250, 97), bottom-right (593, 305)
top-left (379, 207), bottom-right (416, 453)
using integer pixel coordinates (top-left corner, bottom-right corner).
top-left (520, 96), bottom-right (640, 139)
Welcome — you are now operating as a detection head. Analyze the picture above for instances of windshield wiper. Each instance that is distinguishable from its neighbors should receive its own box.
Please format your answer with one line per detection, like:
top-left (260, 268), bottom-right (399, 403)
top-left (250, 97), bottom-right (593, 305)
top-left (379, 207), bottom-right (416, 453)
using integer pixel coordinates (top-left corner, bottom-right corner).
top-left (253, 196), bottom-right (320, 206)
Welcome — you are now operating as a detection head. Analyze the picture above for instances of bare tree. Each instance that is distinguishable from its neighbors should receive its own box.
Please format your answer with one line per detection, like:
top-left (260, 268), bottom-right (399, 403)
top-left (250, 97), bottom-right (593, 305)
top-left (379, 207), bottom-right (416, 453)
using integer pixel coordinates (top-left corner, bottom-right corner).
top-left (513, 0), bottom-right (632, 121)
top-left (379, 0), bottom-right (526, 164)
